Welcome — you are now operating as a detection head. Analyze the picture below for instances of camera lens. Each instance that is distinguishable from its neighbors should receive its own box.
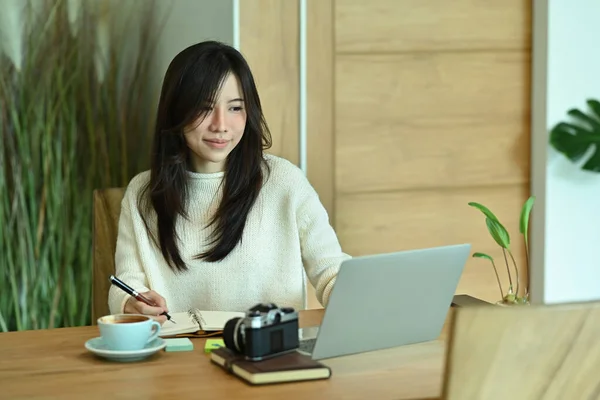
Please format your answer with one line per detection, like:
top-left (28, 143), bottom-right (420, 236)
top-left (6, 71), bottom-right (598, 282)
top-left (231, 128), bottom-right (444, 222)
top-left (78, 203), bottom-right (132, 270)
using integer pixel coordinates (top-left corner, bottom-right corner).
top-left (223, 317), bottom-right (244, 353)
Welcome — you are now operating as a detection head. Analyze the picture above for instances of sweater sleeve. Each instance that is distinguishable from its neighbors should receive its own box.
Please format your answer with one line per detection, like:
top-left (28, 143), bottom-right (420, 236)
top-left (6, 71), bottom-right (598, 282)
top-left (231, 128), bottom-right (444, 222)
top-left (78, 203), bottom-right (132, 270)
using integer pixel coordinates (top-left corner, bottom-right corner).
top-left (296, 183), bottom-right (351, 308)
top-left (107, 184), bottom-right (151, 314)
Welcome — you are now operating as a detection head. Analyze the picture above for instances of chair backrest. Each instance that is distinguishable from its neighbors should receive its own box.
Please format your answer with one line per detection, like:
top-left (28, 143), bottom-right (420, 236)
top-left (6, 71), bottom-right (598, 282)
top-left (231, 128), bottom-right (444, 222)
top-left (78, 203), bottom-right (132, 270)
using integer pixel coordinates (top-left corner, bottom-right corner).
top-left (441, 301), bottom-right (600, 400)
top-left (92, 188), bottom-right (125, 323)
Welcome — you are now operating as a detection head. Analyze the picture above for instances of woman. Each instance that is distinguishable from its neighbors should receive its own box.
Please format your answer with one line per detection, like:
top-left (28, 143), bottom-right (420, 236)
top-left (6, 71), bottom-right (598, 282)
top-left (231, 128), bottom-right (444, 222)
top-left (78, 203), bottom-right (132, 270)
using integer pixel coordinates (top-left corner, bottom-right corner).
top-left (108, 41), bottom-right (350, 323)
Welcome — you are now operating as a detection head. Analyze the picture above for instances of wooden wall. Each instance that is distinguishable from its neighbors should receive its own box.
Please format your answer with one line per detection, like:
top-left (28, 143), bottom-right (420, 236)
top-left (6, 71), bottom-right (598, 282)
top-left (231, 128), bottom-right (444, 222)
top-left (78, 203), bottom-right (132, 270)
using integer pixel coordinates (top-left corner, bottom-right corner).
top-left (332, 0), bottom-right (532, 303)
top-left (241, 0), bottom-right (532, 305)
top-left (239, 0), bottom-right (300, 166)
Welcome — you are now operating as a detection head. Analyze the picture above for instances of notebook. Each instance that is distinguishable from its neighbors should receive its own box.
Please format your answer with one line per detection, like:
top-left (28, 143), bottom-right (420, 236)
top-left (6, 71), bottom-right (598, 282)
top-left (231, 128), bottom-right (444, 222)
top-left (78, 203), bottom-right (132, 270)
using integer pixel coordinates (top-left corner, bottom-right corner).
top-left (210, 347), bottom-right (332, 385)
top-left (159, 309), bottom-right (245, 338)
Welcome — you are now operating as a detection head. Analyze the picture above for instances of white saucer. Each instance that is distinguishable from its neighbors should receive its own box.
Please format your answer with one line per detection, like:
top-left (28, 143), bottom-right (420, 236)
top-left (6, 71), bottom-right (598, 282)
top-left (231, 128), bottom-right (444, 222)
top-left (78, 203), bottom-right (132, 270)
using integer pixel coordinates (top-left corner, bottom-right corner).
top-left (85, 337), bottom-right (167, 362)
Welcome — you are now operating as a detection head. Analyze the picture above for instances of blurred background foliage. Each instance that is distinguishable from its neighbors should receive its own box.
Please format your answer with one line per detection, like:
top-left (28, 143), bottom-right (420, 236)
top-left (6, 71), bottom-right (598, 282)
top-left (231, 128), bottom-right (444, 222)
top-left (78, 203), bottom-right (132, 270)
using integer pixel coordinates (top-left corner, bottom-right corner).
top-left (0, 0), bottom-right (163, 331)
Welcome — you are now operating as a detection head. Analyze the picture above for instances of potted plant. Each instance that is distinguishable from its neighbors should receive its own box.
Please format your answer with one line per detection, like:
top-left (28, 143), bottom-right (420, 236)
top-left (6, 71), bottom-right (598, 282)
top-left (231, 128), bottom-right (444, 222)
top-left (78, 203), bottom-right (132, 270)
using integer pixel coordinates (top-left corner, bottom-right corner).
top-left (467, 196), bottom-right (535, 305)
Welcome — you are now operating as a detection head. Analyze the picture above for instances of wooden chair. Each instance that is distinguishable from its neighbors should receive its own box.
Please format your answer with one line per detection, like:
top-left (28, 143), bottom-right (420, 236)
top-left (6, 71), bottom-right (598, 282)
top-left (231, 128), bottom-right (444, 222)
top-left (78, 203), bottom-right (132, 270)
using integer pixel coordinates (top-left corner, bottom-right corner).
top-left (441, 301), bottom-right (600, 399)
top-left (92, 188), bottom-right (125, 323)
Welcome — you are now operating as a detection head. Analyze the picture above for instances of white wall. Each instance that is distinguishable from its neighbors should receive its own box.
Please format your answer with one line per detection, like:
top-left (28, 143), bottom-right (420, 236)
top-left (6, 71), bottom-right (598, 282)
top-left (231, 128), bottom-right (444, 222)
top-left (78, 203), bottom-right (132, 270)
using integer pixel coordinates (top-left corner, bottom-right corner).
top-left (530, 0), bottom-right (600, 304)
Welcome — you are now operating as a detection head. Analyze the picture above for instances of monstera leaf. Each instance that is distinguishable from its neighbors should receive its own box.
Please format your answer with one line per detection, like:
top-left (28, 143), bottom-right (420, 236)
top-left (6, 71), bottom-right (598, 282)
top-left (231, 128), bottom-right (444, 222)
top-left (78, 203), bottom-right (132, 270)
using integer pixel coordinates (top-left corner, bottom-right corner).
top-left (549, 99), bottom-right (600, 172)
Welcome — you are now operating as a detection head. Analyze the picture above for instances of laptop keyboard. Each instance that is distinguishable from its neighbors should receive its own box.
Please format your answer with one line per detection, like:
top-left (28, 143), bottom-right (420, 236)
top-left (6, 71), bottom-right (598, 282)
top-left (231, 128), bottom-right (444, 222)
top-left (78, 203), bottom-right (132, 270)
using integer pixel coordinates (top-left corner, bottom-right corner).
top-left (298, 338), bottom-right (316, 354)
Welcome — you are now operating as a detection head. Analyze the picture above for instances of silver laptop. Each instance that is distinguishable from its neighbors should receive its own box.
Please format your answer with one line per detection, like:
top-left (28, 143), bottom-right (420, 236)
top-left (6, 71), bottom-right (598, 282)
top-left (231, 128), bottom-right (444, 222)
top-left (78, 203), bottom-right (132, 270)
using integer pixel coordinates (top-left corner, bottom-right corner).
top-left (298, 243), bottom-right (471, 360)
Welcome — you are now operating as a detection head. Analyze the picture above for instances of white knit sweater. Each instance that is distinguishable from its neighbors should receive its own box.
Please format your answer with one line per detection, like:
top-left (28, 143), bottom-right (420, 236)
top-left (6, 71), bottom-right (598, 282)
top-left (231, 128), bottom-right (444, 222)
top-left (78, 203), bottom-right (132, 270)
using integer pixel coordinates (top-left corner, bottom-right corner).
top-left (108, 154), bottom-right (351, 315)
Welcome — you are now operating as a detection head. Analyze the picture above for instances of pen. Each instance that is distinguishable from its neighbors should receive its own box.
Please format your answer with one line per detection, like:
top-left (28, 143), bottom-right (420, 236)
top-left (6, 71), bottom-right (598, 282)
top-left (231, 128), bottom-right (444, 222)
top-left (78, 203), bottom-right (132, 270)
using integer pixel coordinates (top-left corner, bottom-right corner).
top-left (109, 275), bottom-right (176, 324)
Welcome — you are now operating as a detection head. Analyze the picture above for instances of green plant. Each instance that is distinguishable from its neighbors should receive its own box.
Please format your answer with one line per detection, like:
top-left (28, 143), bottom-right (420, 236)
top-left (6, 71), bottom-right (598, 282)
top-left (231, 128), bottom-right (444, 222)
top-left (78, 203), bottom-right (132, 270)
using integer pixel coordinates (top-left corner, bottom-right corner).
top-left (550, 98), bottom-right (600, 172)
top-left (0, 0), bottom-right (164, 331)
top-left (468, 196), bottom-right (535, 305)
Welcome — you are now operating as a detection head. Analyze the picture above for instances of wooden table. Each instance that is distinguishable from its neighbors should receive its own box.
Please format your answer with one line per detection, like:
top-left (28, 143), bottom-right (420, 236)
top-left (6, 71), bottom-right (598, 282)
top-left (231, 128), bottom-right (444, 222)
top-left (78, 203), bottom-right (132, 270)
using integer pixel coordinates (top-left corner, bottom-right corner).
top-left (0, 309), bottom-right (449, 400)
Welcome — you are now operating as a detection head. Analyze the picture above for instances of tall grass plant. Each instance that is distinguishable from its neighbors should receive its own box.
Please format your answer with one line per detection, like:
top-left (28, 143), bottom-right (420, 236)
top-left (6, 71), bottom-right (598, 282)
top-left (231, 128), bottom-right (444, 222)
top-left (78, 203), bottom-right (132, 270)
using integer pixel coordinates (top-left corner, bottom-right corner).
top-left (0, 0), bottom-right (163, 331)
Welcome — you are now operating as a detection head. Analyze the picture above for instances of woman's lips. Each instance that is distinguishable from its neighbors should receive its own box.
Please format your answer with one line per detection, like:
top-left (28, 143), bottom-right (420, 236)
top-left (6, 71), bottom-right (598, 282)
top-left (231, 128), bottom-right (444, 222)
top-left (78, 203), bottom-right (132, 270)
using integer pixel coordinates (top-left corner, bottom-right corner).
top-left (204, 139), bottom-right (229, 149)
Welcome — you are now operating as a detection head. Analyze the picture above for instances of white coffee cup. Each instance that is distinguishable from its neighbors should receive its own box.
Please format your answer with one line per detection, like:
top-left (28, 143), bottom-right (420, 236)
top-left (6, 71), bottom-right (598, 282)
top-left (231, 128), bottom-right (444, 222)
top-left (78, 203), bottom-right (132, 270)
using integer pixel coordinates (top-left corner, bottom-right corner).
top-left (97, 314), bottom-right (161, 351)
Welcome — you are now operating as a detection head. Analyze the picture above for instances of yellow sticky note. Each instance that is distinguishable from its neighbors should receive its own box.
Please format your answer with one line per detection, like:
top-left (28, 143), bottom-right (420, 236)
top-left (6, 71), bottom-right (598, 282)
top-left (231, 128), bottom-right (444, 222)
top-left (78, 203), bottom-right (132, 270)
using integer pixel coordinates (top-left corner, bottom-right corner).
top-left (204, 338), bottom-right (225, 353)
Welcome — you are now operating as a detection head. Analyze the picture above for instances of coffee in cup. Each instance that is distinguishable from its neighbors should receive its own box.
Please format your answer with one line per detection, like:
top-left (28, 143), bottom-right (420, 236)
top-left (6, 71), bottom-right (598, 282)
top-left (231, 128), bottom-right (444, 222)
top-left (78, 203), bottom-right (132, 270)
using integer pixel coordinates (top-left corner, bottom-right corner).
top-left (97, 314), bottom-right (161, 351)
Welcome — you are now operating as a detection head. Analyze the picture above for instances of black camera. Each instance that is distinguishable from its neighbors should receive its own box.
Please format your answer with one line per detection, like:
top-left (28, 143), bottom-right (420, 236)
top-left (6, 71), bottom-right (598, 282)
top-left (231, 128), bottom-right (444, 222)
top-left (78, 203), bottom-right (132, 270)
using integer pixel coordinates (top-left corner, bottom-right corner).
top-left (223, 303), bottom-right (299, 361)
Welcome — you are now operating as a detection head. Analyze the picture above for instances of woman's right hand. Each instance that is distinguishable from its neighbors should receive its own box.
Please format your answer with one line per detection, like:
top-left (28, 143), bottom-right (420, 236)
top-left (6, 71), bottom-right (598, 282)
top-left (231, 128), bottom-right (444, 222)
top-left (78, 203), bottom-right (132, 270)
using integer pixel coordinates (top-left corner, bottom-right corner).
top-left (124, 290), bottom-right (169, 325)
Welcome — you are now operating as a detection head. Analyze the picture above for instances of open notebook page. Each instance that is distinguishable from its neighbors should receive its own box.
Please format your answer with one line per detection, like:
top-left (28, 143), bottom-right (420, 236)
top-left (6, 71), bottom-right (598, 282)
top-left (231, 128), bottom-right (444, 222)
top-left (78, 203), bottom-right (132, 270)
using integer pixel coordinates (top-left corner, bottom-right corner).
top-left (159, 310), bottom-right (245, 337)
top-left (159, 311), bottom-right (198, 337)
top-left (194, 310), bottom-right (245, 331)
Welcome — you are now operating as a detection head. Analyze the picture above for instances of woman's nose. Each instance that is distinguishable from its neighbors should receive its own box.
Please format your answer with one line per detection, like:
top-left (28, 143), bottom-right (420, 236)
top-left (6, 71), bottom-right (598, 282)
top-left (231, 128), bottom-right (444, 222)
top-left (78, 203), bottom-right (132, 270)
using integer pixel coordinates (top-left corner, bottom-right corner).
top-left (209, 108), bottom-right (227, 132)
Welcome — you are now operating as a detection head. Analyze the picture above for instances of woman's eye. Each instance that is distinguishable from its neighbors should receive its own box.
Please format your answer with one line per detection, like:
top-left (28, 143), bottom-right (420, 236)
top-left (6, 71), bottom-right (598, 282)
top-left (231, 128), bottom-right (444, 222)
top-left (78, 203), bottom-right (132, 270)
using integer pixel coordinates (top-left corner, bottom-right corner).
top-left (230, 106), bottom-right (244, 112)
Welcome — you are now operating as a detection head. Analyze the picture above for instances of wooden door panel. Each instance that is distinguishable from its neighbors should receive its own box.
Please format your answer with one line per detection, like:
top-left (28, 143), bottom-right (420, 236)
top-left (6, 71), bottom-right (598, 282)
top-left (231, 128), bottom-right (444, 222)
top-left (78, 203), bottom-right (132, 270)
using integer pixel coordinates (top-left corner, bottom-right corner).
top-left (335, 184), bottom-right (529, 302)
top-left (335, 0), bottom-right (531, 53)
top-left (335, 52), bottom-right (530, 194)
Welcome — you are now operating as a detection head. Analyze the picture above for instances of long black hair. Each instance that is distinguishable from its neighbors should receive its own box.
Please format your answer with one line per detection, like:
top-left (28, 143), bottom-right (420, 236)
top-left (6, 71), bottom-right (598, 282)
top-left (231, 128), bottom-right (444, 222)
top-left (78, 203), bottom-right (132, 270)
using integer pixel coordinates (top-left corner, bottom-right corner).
top-left (137, 41), bottom-right (272, 272)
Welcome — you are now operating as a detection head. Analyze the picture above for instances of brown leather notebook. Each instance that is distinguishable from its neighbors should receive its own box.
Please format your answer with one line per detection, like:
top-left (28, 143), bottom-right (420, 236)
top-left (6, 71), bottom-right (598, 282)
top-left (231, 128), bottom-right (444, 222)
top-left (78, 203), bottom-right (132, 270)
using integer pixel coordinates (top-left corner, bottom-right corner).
top-left (210, 347), bottom-right (332, 385)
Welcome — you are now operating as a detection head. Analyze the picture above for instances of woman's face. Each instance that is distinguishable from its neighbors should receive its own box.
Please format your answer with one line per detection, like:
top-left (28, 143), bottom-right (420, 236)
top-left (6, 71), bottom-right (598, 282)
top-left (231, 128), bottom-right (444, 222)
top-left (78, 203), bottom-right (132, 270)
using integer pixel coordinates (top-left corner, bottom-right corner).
top-left (183, 73), bottom-right (247, 173)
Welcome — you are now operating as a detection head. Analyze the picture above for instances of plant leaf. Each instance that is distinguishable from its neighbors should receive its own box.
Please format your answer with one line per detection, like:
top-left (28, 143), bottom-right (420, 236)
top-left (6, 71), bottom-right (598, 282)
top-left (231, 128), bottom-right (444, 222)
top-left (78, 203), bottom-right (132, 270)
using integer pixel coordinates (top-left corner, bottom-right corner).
top-left (567, 109), bottom-right (600, 131)
top-left (486, 217), bottom-right (511, 249)
top-left (582, 148), bottom-right (600, 172)
top-left (519, 196), bottom-right (536, 241)
top-left (549, 99), bottom-right (600, 172)
top-left (468, 202), bottom-right (500, 223)
top-left (550, 122), bottom-right (597, 160)
top-left (473, 252), bottom-right (493, 262)
top-left (587, 99), bottom-right (600, 121)
top-left (469, 202), bottom-right (511, 249)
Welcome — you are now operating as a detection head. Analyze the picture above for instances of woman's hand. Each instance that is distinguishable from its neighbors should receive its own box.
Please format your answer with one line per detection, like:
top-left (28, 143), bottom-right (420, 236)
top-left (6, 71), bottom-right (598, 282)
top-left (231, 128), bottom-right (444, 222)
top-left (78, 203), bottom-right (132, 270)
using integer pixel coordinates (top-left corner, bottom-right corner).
top-left (124, 290), bottom-right (169, 325)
